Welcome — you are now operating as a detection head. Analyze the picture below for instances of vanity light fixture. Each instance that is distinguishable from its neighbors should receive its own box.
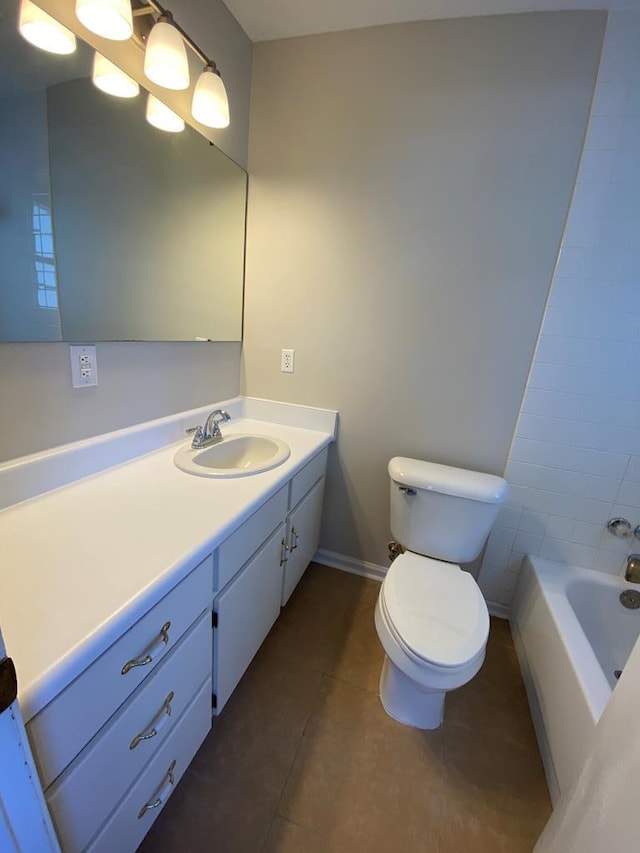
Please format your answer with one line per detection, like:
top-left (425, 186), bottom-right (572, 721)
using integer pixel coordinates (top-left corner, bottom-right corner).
top-left (143, 10), bottom-right (189, 90)
top-left (136, 0), bottom-right (231, 128)
top-left (18, 0), bottom-right (77, 54)
top-left (145, 93), bottom-right (184, 132)
top-left (18, 0), bottom-right (231, 129)
top-left (75, 0), bottom-right (133, 41)
top-left (192, 63), bottom-right (229, 129)
top-left (92, 51), bottom-right (140, 97)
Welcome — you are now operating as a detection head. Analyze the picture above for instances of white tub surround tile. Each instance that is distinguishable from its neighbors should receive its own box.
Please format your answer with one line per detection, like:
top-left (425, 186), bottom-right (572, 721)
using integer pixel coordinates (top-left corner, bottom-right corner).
top-left (479, 11), bottom-right (640, 611)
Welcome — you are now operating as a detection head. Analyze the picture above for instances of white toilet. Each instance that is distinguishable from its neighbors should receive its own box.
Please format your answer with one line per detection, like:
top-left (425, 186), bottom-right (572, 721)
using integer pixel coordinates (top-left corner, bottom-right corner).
top-left (375, 456), bottom-right (509, 729)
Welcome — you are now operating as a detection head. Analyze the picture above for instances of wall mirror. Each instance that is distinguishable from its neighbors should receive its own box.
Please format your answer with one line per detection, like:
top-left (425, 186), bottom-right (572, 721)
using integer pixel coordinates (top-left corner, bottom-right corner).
top-left (0, 0), bottom-right (246, 342)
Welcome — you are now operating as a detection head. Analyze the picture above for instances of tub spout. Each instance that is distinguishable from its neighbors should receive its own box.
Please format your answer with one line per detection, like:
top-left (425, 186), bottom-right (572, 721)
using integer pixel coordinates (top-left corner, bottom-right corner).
top-left (625, 554), bottom-right (640, 584)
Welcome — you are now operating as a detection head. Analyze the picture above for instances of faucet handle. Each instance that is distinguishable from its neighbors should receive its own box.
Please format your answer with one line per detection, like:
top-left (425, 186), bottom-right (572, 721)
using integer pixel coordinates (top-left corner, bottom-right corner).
top-left (189, 425), bottom-right (206, 448)
top-left (607, 518), bottom-right (633, 539)
top-left (626, 554), bottom-right (640, 584)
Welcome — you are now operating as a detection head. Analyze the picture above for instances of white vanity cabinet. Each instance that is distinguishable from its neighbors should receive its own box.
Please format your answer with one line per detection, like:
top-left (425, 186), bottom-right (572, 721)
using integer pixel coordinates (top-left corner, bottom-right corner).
top-left (212, 447), bottom-right (328, 714)
top-left (29, 556), bottom-right (213, 853)
top-left (0, 400), bottom-right (336, 853)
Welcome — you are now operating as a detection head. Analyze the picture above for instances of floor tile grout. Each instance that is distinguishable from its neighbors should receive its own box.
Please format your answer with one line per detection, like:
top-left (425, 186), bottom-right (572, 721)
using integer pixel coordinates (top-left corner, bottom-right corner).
top-left (321, 671), bottom-right (379, 695)
top-left (270, 665), bottom-right (328, 827)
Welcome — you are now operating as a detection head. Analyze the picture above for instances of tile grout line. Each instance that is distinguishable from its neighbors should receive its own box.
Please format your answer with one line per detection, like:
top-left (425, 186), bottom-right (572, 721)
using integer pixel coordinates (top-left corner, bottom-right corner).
top-left (267, 610), bottom-right (379, 838)
top-left (270, 667), bottom-right (328, 827)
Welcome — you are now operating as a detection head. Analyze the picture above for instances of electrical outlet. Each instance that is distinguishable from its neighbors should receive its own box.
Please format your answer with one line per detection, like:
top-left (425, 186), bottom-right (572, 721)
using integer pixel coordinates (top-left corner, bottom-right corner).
top-left (70, 345), bottom-right (98, 388)
top-left (281, 348), bottom-right (295, 373)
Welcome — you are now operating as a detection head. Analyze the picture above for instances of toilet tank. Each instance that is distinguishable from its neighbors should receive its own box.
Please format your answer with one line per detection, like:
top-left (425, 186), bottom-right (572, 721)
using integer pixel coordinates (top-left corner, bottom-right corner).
top-left (389, 457), bottom-right (509, 563)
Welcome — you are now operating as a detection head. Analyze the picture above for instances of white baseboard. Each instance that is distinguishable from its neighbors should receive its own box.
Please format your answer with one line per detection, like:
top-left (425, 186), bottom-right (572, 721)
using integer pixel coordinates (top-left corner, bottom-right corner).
top-left (315, 549), bottom-right (512, 620)
top-left (314, 549), bottom-right (386, 583)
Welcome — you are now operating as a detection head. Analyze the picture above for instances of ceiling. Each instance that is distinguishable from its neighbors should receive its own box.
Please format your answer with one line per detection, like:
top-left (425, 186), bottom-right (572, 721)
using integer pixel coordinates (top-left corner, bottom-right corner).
top-left (223, 0), bottom-right (637, 42)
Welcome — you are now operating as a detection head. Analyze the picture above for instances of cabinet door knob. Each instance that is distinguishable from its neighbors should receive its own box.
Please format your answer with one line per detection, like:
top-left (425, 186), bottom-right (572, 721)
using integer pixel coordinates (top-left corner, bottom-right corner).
top-left (137, 759), bottom-right (176, 819)
top-left (280, 538), bottom-right (289, 566)
top-left (129, 691), bottom-right (174, 750)
top-left (122, 622), bottom-right (171, 675)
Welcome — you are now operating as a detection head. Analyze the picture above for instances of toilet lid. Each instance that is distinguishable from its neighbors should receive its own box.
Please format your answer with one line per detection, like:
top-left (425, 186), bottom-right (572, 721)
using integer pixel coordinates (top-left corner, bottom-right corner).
top-left (382, 552), bottom-right (489, 668)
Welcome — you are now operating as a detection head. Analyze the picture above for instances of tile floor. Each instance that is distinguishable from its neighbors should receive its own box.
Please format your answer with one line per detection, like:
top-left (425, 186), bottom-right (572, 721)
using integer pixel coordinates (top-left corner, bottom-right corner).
top-left (139, 563), bottom-right (551, 852)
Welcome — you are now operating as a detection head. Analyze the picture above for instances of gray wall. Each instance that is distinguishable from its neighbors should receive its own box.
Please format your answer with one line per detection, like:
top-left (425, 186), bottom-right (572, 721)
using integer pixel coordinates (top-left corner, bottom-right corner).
top-left (0, 0), bottom-right (251, 463)
top-left (0, 342), bottom-right (240, 462)
top-left (242, 12), bottom-right (606, 567)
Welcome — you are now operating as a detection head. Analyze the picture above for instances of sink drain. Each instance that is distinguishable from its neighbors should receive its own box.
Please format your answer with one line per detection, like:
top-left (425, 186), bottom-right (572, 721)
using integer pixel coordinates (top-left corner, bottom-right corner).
top-left (620, 589), bottom-right (640, 609)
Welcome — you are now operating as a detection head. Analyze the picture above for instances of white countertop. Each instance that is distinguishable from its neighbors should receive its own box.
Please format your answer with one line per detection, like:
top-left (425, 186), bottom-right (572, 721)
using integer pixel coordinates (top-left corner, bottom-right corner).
top-left (0, 401), bottom-right (335, 722)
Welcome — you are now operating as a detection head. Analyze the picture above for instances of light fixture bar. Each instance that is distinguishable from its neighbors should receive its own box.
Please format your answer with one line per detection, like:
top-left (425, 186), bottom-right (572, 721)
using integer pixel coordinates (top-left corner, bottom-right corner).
top-left (136, 0), bottom-right (213, 69)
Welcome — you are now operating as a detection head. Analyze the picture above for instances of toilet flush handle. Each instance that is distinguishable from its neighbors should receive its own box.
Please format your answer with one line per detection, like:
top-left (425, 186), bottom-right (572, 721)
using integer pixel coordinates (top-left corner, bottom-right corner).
top-left (398, 486), bottom-right (416, 496)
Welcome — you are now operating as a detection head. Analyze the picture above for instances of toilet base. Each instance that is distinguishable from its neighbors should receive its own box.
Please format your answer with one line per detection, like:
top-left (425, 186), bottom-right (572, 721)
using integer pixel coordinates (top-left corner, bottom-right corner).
top-left (378, 656), bottom-right (445, 729)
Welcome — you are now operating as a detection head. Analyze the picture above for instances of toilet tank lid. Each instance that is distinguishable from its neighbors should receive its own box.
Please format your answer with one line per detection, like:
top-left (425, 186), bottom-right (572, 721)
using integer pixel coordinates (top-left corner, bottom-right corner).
top-left (388, 457), bottom-right (509, 504)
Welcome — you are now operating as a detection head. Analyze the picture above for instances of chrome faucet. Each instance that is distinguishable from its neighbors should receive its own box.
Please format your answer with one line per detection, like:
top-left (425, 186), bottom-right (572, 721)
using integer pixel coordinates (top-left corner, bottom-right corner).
top-left (625, 554), bottom-right (640, 584)
top-left (189, 409), bottom-right (231, 449)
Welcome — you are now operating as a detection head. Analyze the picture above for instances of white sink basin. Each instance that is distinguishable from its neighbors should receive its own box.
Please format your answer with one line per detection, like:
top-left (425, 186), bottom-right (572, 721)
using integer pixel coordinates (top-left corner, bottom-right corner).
top-left (174, 434), bottom-right (291, 478)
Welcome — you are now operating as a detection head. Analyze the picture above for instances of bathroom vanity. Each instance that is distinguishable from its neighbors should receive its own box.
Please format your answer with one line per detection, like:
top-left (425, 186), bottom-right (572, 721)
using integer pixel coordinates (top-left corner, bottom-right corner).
top-left (0, 398), bottom-right (336, 852)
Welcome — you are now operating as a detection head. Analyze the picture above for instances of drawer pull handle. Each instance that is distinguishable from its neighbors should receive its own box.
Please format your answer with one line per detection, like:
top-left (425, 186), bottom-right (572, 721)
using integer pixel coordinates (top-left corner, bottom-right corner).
top-left (290, 527), bottom-right (299, 551)
top-left (129, 691), bottom-right (175, 750)
top-left (122, 622), bottom-right (171, 675)
top-left (280, 538), bottom-right (289, 566)
top-left (137, 759), bottom-right (176, 819)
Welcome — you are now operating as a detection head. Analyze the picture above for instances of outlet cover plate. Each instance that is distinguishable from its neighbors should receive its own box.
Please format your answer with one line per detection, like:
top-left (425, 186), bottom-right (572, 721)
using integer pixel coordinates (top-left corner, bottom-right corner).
top-left (70, 344), bottom-right (98, 388)
top-left (281, 348), bottom-right (295, 373)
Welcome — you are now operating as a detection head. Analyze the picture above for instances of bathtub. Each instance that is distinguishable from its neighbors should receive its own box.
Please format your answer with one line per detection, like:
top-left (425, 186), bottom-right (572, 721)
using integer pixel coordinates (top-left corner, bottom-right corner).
top-left (511, 555), bottom-right (640, 804)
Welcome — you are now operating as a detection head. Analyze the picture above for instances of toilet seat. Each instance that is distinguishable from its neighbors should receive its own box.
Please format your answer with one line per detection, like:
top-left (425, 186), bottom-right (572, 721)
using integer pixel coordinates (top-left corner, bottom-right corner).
top-left (381, 552), bottom-right (489, 668)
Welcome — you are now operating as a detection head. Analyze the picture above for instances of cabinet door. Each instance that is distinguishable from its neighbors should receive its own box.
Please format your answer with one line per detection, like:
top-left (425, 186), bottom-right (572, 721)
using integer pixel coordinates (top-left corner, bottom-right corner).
top-left (213, 524), bottom-right (285, 713)
top-left (282, 478), bottom-right (325, 606)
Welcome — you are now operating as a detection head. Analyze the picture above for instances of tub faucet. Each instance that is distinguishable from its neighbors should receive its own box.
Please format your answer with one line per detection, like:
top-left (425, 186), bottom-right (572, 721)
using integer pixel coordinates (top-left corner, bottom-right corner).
top-left (625, 554), bottom-right (640, 584)
top-left (190, 409), bottom-right (231, 449)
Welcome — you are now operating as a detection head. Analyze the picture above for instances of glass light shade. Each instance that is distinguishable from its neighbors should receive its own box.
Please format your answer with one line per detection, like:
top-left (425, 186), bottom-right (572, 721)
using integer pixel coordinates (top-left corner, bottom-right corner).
top-left (18, 0), bottom-right (77, 55)
top-left (191, 67), bottom-right (230, 129)
top-left (144, 20), bottom-right (189, 90)
top-left (145, 94), bottom-right (184, 133)
top-left (92, 52), bottom-right (139, 98)
top-left (75, 0), bottom-right (132, 41)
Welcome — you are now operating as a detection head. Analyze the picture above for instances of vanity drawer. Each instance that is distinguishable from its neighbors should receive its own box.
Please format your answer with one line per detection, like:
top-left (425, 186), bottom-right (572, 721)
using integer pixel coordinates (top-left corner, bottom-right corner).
top-left (289, 447), bottom-right (328, 509)
top-left (46, 611), bottom-right (211, 853)
top-left (87, 679), bottom-right (211, 853)
top-left (217, 485), bottom-right (287, 590)
top-left (28, 555), bottom-right (213, 789)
